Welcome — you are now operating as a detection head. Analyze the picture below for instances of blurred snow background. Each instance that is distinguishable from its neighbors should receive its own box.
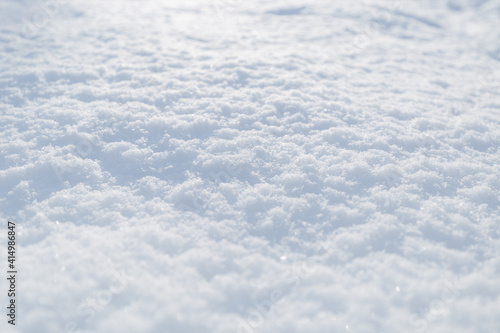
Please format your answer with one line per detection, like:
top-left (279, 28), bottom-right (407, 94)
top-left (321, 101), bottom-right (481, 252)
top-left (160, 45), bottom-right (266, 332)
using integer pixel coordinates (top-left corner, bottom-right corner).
top-left (0, 0), bottom-right (499, 332)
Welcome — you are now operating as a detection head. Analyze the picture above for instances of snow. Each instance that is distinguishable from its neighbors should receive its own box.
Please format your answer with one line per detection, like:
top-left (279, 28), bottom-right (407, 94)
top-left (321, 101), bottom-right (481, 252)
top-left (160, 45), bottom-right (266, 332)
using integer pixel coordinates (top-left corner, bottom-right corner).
top-left (1, 0), bottom-right (499, 332)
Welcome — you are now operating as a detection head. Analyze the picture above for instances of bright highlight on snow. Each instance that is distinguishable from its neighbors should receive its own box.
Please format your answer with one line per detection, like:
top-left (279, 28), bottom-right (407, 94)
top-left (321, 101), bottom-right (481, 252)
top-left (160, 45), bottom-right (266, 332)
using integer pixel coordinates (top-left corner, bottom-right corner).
top-left (0, 0), bottom-right (499, 332)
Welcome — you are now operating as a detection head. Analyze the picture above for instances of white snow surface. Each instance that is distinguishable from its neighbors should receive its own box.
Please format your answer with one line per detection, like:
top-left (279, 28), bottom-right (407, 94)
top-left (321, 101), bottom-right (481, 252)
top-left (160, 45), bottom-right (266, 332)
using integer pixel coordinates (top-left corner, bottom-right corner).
top-left (1, 0), bottom-right (500, 332)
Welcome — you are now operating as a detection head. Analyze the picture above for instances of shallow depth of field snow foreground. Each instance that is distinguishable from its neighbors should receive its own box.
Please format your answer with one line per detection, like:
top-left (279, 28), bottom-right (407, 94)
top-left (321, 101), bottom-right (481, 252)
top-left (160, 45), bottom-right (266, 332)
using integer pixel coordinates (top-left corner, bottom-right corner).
top-left (1, 0), bottom-right (500, 332)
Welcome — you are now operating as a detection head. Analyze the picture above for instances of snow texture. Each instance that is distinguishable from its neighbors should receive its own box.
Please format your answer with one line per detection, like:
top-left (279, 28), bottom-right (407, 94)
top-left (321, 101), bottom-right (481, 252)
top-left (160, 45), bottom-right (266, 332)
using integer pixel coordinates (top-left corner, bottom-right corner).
top-left (0, 0), bottom-right (499, 332)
